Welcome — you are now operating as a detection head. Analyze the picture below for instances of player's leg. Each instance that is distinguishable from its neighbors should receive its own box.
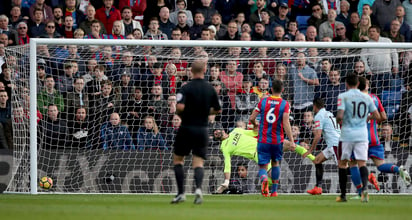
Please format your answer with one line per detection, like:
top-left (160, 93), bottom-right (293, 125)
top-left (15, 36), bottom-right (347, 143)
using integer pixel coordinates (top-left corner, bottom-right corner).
top-left (307, 151), bottom-right (327, 195)
top-left (253, 152), bottom-right (273, 188)
top-left (269, 143), bottom-right (283, 197)
top-left (270, 161), bottom-right (280, 197)
top-left (348, 160), bottom-right (363, 197)
top-left (357, 160), bottom-right (369, 203)
top-left (363, 146), bottom-right (379, 191)
top-left (259, 164), bottom-right (270, 196)
top-left (336, 142), bottom-right (352, 202)
top-left (257, 143), bottom-right (271, 197)
top-left (283, 140), bottom-right (315, 161)
top-left (371, 145), bottom-right (411, 186)
top-left (353, 142), bottom-right (369, 203)
top-left (337, 159), bottom-right (349, 202)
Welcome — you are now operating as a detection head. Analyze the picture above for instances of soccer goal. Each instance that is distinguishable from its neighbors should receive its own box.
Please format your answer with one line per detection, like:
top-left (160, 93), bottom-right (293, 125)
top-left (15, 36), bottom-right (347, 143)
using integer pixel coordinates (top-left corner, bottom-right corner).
top-left (2, 38), bottom-right (412, 194)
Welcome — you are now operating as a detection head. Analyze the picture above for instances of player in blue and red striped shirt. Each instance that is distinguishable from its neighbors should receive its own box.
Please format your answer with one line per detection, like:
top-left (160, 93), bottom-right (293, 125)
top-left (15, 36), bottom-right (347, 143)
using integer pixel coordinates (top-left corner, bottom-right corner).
top-left (351, 77), bottom-right (411, 194)
top-left (250, 79), bottom-right (295, 197)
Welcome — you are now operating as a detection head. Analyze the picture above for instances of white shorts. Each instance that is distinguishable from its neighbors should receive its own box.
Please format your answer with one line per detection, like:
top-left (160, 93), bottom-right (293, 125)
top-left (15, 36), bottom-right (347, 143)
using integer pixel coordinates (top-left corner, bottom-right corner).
top-left (322, 146), bottom-right (337, 164)
top-left (339, 141), bottom-right (368, 161)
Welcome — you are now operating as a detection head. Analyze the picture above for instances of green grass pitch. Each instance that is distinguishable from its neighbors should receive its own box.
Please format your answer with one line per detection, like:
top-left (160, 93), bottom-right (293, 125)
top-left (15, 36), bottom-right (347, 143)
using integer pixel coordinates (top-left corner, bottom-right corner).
top-left (1, 194), bottom-right (411, 220)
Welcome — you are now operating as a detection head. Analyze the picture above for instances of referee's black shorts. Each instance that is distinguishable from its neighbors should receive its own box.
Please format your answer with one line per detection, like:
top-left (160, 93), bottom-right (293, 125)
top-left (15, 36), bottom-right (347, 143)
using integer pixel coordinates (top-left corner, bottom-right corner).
top-left (173, 126), bottom-right (208, 159)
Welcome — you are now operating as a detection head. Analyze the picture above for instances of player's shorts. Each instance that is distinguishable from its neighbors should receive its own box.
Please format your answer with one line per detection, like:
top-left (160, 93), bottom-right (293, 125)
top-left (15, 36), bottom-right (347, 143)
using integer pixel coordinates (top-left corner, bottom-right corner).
top-left (257, 142), bottom-right (283, 165)
top-left (368, 144), bottom-right (385, 160)
top-left (322, 146), bottom-right (338, 164)
top-left (173, 126), bottom-right (208, 159)
top-left (337, 141), bottom-right (368, 161)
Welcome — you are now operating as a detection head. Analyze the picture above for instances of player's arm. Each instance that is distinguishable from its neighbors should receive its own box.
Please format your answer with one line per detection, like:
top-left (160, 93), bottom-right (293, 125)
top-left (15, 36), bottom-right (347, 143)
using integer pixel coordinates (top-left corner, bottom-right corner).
top-left (216, 151), bottom-right (232, 193)
top-left (210, 87), bottom-right (222, 115)
top-left (378, 110), bottom-right (387, 123)
top-left (376, 97), bottom-right (387, 122)
top-left (243, 129), bottom-right (258, 137)
top-left (367, 97), bottom-right (380, 121)
top-left (176, 103), bottom-right (185, 115)
top-left (336, 96), bottom-right (344, 125)
top-left (369, 110), bottom-right (381, 121)
top-left (307, 128), bottom-right (321, 156)
top-left (283, 111), bottom-right (294, 143)
top-left (249, 110), bottom-right (259, 128)
top-left (336, 110), bottom-right (344, 125)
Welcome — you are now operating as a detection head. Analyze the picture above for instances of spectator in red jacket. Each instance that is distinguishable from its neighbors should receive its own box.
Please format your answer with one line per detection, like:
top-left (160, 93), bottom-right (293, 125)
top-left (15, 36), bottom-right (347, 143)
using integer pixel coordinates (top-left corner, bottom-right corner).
top-left (118, 0), bottom-right (147, 26)
top-left (95, 0), bottom-right (121, 35)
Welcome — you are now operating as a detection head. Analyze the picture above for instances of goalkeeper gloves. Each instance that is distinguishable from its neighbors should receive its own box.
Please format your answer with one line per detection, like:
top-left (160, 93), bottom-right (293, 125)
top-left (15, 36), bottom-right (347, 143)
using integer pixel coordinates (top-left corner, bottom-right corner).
top-left (216, 179), bottom-right (230, 194)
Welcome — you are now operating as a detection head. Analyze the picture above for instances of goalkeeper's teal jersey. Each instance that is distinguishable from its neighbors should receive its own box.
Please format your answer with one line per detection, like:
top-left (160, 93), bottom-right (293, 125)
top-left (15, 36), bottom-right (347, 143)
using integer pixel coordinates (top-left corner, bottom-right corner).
top-left (220, 128), bottom-right (258, 173)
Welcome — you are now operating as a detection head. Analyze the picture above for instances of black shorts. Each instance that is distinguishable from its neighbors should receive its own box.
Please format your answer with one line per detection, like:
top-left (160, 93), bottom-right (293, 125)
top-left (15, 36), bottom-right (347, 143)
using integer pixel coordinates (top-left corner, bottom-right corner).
top-left (173, 126), bottom-right (208, 159)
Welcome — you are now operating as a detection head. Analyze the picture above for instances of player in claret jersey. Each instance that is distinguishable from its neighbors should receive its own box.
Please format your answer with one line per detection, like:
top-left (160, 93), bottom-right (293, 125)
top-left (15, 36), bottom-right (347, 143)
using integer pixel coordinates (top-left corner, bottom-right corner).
top-left (249, 79), bottom-right (295, 197)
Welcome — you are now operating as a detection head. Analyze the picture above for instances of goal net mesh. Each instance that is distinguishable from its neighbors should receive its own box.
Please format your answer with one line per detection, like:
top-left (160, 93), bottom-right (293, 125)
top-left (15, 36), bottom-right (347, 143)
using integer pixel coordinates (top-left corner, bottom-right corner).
top-left (3, 41), bottom-right (412, 194)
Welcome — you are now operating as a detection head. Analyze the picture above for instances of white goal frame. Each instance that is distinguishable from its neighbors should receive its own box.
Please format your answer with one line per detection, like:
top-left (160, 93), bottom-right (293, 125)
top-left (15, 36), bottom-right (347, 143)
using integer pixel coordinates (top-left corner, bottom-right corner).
top-left (26, 38), bottom-right (412, 194)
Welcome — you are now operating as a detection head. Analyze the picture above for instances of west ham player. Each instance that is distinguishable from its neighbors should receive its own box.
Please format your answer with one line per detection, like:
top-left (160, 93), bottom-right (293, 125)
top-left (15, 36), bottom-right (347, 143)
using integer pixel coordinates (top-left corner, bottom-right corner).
top-left (249, 79), bottom-right (295, 197)
top-left (214, 127), bottom-right (315, 194)
top-left (336, 73), bottom-right (380, 203)
top-left (305, 97), bottom-right (341, 195)
top-left (350, 77), bottom-right (411, 194)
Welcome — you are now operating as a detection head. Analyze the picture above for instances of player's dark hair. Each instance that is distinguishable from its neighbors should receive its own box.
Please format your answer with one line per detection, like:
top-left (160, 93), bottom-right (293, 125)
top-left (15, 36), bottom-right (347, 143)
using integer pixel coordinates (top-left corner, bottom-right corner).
top-left (345, 73), bottom-right (358, 86)
top-left (358, 76), bottom-right (367, 91)
top-left (313, 97), bottom-right (325, 109)
top-left (272, 79), bottom-right (283, 93)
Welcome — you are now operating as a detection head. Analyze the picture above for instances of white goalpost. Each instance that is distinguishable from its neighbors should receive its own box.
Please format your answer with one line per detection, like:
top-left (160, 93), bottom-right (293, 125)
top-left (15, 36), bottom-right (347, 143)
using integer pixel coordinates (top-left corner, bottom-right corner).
top-left (2, 38), bottom-right (412, 194)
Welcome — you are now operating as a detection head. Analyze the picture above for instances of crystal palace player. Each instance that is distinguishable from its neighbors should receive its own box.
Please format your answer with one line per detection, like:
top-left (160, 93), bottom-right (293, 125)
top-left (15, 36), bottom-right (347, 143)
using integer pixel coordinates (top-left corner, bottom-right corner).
top-left (249, 79), bottom-right (295, 197)
top-left (171, 60), bottom-right (221, 205)
top-left (213, 127), bottom-right (315, 194)
top-left (336, 73), bottom-right (380, 203)
top-left (350, 77), bottom-right (411, 194)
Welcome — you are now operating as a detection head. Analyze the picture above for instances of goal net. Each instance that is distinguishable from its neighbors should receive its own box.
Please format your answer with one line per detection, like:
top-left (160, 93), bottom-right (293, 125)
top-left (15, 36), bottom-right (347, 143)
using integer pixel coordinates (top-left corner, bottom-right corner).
top-left (3, 39), bottom-right (412, 194)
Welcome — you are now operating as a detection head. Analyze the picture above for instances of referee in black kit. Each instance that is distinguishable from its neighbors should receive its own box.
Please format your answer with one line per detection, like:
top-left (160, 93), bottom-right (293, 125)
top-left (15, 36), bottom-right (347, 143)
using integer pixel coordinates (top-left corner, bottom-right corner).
top-left (171, 60), bottom-right (221, 205)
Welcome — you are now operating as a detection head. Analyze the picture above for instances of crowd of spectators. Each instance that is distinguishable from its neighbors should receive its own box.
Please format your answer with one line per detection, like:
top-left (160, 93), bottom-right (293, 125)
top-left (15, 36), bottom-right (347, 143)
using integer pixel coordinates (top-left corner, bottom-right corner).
top-left (0, 0), bottom-right (411, 154)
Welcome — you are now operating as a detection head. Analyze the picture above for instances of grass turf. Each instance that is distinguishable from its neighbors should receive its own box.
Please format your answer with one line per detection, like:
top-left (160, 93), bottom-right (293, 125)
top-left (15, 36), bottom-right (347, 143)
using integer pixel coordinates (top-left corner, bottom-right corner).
top-left (1, 194), bottom-right (411, 220)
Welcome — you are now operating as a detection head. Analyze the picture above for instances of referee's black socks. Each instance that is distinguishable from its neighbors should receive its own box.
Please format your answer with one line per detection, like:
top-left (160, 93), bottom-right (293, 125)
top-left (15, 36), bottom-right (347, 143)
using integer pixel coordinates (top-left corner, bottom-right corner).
top-left (174, 164), bottom-right (185, 195)
top-left (194, 167), bottom-right (204, 189)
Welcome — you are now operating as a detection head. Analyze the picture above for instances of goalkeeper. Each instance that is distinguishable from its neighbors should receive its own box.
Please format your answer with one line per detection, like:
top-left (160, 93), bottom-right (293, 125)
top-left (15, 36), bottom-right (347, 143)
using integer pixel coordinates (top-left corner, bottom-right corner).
top-left (214, 127), bottom-right (315, 193)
